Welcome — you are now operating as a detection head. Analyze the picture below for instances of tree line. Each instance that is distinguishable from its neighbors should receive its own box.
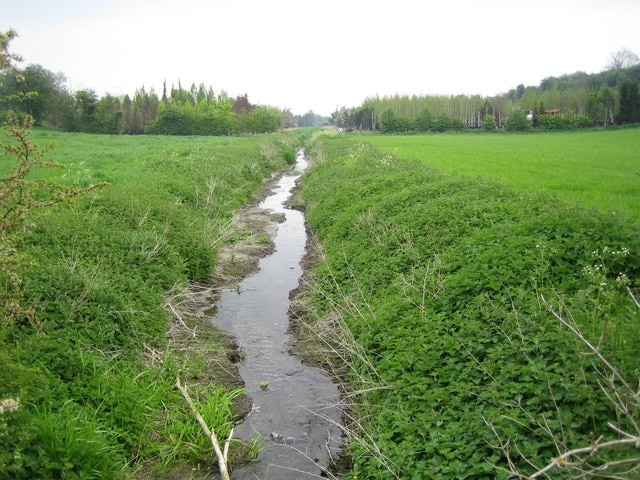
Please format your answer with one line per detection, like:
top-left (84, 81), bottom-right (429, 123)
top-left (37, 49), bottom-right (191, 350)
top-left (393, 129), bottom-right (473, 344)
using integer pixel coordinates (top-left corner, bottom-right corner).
top-left (333, 54), bottom-right (640, 133)
top-left (0, 65), bottom-right (296, 135)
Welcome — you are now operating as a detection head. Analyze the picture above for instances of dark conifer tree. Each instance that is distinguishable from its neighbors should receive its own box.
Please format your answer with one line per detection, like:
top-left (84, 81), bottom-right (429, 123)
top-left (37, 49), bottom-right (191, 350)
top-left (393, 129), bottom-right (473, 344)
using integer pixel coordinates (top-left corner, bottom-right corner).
top-left (616, 79), bottom-right (640, 124)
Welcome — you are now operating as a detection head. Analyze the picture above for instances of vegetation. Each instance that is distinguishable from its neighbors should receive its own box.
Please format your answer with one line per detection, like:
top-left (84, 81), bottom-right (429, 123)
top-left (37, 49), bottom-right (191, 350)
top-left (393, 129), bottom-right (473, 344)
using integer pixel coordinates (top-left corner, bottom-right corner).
top-left (296, 132), bottom-right (640, 479)
top-left (4, 24), bottom-right (640, 480)
top-left (333, 53), bottom-right (640, 132)
top-left (360, 129), bottom-right (640, 224)
top-left (0, 64), bottom-right (292, 135)
top-left (0, 128), bottom-right (302, 478)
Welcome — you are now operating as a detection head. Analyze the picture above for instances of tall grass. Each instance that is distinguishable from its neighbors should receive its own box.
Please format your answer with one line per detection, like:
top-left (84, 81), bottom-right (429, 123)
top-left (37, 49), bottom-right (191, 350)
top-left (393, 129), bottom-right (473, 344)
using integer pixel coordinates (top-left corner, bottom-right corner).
top-left (359, 128), bottom-right (640, 224)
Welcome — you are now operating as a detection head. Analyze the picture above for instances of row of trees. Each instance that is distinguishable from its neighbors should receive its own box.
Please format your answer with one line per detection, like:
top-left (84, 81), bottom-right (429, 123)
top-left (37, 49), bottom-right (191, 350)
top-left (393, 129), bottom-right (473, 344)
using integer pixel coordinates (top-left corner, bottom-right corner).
top-left (0, 64), bottom-right (295, 135)
top-left (333, 52), bottom-right (640, 133)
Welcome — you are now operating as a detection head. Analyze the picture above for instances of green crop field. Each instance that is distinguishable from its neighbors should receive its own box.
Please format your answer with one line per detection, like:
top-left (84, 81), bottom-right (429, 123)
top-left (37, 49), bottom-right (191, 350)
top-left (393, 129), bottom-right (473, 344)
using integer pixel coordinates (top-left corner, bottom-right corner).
top-left (358, 128), bottom-right (640, 224)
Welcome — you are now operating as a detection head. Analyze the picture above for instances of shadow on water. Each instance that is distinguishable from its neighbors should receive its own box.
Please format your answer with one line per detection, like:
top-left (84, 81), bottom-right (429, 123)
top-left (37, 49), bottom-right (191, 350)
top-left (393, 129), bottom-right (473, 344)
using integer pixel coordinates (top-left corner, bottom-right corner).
top-left (211, 149), bottom-right (343, 479)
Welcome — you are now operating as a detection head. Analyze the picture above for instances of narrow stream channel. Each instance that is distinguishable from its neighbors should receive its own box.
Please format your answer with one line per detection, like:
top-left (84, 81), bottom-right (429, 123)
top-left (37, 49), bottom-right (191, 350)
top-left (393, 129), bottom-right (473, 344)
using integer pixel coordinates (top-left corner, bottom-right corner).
top-left (211, 149), bottom-right (343, 479)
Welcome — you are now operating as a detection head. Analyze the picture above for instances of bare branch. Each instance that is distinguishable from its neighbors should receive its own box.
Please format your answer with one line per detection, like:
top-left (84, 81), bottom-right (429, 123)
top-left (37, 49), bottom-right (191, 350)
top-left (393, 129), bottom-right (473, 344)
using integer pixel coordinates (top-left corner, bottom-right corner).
top-left (540, 295), bottom-right (637, 399)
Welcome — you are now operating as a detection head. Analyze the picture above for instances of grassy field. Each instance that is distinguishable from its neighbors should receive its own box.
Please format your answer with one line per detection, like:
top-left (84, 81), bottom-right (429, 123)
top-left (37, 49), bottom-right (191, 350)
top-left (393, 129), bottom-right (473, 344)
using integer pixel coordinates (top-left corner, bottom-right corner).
top-left (358, 128), bottom-right (640, 224)
top-left (298, 132), bottom-right (640, 479)
top-left (0, 128), bottom-right (304, 479)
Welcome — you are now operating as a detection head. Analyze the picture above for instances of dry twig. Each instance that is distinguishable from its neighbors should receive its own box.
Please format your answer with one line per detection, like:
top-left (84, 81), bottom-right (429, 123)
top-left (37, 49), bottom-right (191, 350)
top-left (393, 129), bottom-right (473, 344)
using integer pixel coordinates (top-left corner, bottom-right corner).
top-left (175, 377), bottom-right (232, 480)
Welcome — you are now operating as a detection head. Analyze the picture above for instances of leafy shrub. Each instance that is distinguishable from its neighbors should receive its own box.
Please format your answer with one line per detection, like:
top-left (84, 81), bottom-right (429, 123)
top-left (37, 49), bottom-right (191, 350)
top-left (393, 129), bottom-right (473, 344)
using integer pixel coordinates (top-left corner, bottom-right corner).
top-left (282, 146), bottom-right (297, 164)
top-left (483, 114), bottom-right (497, 131)
top-left (505, 109), bottom-right (531, 131)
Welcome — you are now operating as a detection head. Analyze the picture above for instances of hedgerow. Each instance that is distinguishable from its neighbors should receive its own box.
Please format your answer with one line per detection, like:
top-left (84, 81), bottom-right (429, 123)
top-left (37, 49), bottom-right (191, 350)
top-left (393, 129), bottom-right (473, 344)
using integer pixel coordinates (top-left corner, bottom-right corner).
top-left (298, 133), bottom-right (640, 479)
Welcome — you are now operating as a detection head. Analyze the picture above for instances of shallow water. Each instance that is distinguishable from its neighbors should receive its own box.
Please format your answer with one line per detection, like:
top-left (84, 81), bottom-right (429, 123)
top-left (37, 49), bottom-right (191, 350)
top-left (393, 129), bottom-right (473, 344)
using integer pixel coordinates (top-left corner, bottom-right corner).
top-left (211, 150), bottom-right (343, 479)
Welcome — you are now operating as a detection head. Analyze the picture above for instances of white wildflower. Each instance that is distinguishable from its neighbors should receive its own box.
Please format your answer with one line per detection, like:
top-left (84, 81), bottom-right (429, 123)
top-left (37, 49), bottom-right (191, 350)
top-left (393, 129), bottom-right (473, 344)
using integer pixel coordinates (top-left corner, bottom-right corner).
top-left (0, 398), bottom-right (20, 414)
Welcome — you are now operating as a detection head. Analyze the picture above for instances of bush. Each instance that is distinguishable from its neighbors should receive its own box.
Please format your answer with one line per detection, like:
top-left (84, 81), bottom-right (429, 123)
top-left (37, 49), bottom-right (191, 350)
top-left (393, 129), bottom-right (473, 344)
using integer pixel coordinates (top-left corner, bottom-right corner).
top-left (505, 109), bottom-right (531, 131)
top-left (483, 114), bottom-right (497, 131)
top-left (282, 146), bottom-right (297, 164)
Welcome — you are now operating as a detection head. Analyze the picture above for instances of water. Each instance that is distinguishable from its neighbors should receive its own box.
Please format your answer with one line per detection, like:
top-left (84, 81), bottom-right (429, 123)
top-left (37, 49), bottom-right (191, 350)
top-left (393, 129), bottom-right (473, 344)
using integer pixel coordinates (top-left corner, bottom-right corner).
top-left (211, 149), bottom-right (343, 479)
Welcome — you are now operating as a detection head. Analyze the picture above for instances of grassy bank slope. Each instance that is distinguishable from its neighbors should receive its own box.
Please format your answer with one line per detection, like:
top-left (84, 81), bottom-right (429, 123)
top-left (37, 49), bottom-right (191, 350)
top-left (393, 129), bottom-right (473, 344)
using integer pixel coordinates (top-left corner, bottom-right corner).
top-left (360, 128), bottom-right (640, 224)
top-left (298, 133), bottom-right (640, 479)
top-left (1, 130), bottom-right (302, 479)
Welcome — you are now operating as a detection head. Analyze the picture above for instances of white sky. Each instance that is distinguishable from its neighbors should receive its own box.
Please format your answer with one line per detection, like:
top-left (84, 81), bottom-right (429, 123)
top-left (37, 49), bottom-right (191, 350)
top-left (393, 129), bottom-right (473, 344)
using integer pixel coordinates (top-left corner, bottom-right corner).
top-left (3, 0), bottom-right (640, 116)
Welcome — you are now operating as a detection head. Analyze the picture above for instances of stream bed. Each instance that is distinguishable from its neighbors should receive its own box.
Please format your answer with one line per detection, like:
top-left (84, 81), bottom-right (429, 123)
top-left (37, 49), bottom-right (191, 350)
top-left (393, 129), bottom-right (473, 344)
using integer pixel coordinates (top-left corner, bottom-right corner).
top-left (210, 149), bottom-right (343, 479)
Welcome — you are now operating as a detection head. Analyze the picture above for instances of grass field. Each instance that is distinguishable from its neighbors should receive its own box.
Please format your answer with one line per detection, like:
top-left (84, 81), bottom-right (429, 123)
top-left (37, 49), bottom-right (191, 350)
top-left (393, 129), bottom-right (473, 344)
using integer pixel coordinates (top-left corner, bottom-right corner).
top-left (358, 128), bottom-right (640, 224)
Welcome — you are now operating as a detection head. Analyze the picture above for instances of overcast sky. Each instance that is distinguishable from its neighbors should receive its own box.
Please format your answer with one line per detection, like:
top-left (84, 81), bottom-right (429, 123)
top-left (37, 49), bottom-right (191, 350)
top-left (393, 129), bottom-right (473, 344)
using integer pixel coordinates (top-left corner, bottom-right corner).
top-left (3, 0), bottom-right (640, 116)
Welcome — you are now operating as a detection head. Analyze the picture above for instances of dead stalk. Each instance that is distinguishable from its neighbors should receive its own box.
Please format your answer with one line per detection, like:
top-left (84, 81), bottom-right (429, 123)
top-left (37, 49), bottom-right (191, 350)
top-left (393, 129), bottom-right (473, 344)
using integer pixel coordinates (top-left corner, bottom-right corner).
top-left (488, 293), bottom-right (640, 478)
top-left (175, 377), bottom-right (232, 480)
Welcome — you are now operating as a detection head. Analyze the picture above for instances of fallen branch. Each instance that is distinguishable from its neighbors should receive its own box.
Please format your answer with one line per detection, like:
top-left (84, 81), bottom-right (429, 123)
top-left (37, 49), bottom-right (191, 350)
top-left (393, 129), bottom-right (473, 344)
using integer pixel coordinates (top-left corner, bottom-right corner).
top-left (175, 377), bottom-right (231, 480)
top-left (528, 430), bottom-right (640, 479)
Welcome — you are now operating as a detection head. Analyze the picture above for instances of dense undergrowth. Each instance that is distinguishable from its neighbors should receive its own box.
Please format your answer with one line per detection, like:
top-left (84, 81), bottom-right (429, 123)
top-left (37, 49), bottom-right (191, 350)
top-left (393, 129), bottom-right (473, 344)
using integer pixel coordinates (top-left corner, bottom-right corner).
top-left (0, 130), bottom-right (304, 479)
top-left (297, 133), bottom-right (640, 479)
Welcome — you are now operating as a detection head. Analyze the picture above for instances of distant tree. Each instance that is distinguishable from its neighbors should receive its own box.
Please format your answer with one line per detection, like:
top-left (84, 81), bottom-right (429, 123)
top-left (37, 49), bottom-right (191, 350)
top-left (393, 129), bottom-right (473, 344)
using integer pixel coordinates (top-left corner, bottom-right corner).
top-left (598, 85), bottom-right (618, 126)
top-left (233, 94), bottom-right (253, 115)
top-left (297, 110), bottom-right (327, 128)
top-left (616, 79), bottom-right (640, 124)
top-left (280, 109), bottom-right (295, 129)
top-left (607, 48), bottom-right (640, 70)
top-left (329, 108), bottom-right (348, 129)
top-left (246, 105), bottom-right (280, 133)
top-left (432, 112), bottom-right (464, 132)
top-left (380, 108), bottom-right (398, 133)
top-left (348, 106), bottom-right (375, 131)
top-left (414, 107), bottom-right (434, 131)
top-left (96, 94), bottom-right (124, 134)
top-left (380, 108), bottom-right (413, 133)
top-left (0, 64), bottom-right (68, 126)
top-left (483, 114), bottom-right (497, 131)
top-left (195, 83), bottom-right (209, 104)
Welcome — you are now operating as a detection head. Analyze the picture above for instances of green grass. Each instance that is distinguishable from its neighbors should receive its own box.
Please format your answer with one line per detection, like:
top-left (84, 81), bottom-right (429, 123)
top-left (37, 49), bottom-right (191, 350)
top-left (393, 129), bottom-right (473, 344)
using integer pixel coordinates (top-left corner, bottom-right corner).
top-left (0, 129), bottom-right (305, 479)
top-left (298, 132), bottom-right (640, 479)
top-left (358, 128), bottom-right (640, 224)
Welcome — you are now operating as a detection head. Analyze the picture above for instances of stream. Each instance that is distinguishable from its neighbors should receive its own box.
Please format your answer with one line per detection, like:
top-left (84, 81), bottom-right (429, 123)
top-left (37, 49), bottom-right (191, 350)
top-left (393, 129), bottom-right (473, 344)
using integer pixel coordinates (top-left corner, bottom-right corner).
top-left (210, 149), bottom-right (343, 479)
